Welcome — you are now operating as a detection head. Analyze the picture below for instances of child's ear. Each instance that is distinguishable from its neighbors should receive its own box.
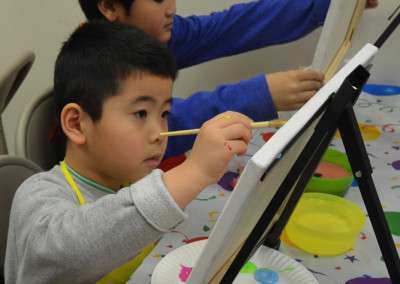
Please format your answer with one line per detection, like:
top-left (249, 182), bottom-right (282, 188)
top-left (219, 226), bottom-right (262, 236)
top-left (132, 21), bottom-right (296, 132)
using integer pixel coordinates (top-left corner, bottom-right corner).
top-left (98, 0), bottom-right (124, 22)
top-left (60, 103), bottom-right (88, 145)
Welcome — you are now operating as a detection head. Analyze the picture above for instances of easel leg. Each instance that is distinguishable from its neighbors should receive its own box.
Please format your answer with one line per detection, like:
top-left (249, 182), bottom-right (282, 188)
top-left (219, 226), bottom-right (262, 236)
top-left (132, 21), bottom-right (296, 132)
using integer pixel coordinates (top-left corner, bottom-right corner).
top-left (262, 128), bottom-right (335, 249)
top-left (339, 106), bottom-right (400, 282)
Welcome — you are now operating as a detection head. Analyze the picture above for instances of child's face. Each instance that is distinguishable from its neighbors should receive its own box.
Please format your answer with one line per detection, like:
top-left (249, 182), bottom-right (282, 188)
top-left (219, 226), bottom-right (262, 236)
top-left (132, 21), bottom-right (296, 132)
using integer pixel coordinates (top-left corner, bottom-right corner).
top-left (85, 73), bottom-right (172, 186)
top-left (118, 0), bottom-right (176, 44)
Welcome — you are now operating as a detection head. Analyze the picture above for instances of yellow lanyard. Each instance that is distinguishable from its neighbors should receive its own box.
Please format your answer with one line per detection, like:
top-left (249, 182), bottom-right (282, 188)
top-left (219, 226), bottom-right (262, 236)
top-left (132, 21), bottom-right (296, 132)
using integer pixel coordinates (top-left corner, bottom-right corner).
top-left (59, 160), bottom-right (154, 283)
top-left (60, 161), bottom-right (86, 205)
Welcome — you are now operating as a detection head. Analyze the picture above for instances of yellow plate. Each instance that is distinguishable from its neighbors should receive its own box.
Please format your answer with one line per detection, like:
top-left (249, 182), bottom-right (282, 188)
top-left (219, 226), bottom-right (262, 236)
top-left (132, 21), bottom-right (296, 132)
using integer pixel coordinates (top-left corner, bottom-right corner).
top-left (285, 193), bottom-right (365, 256)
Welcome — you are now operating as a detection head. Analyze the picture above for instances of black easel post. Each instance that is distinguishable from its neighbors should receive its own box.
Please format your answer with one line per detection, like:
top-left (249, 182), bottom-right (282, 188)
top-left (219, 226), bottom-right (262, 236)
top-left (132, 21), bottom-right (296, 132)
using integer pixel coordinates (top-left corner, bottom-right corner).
top-left (338, 107), bottom-right (400, 282)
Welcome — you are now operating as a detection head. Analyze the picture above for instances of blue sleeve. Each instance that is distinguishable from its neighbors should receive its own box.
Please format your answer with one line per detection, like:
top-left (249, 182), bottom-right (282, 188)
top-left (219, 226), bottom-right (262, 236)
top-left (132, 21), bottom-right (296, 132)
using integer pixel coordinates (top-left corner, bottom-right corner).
top-left (164, 75), bottom-right (277, 158)
top-left (169, 0), bottom-right (330, 68)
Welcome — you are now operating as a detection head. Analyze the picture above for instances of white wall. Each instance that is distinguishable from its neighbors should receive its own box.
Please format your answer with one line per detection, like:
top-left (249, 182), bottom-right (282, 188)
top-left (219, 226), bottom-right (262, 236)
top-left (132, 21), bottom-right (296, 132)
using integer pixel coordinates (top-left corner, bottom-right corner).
top-left (1, 0), bottom-right (399, 155)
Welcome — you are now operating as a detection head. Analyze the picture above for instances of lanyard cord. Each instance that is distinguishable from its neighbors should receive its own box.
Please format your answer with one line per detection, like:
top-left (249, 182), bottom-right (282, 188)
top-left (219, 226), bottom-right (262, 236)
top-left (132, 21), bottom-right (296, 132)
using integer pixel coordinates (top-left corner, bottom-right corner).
top-left (60, 161), bottom-right (86, 205)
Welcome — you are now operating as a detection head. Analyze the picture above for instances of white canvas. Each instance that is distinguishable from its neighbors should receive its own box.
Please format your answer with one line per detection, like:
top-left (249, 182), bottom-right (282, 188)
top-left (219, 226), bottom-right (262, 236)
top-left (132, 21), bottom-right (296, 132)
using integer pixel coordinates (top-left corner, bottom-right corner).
top-left (187, 43), bottom-right (378, 284)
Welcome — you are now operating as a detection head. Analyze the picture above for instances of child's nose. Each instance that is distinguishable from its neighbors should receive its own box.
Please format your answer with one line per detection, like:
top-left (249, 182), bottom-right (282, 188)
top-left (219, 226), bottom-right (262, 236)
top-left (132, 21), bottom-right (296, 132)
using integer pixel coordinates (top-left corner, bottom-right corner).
top-left (149, 120), bottom-right (167, 144)
top-left (166, 0), bottom-right (176, 16)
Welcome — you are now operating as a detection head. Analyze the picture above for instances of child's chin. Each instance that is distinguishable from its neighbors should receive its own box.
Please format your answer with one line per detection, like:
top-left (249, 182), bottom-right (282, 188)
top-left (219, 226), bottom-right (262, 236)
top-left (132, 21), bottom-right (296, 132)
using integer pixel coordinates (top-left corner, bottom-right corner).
top-left (142, 166), bottom-right (157, 176)
top-left (124, 169), bottom-right (154, 185)
top-left (160, 33), bottom-right (171, 43)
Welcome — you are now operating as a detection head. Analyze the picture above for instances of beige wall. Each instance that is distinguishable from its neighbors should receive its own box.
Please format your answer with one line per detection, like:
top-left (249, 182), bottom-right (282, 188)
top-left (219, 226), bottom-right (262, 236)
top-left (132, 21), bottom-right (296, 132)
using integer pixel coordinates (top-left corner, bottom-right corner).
top-left (1, 0), bottom-right (399, 155)
top-left (350, 1), bottom-right (400, 84)
top-left (1, 1), bottom-right (83, 154)
top-left (173, 0), bottom-right (400, 96)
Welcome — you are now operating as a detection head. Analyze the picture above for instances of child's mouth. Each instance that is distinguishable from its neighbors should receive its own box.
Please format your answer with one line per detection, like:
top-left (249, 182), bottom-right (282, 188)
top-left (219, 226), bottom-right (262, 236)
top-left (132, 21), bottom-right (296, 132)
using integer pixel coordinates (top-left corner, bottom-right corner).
top-left (144, 155), bottom-right (162, 167)
top-left (164, 22), bottom-right (173, 30)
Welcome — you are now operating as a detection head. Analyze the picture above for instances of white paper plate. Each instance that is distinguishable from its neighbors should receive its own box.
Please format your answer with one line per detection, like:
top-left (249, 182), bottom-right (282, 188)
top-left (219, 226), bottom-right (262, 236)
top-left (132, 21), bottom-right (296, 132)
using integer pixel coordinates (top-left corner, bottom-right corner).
top-left (151, 240), bottom-right (318, 284)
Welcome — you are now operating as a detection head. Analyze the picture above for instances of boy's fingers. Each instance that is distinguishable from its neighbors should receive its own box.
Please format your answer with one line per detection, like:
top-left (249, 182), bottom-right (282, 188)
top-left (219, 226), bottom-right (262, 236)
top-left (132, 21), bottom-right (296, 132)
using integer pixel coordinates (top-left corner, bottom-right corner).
top-left (293, 91), bottom-right (316, 104)
top-left (281, 91), bottom-right (315, 110)
top-left (289, 103), bottom-right (305, 110)
top-left (212, 112), bottom-right (252, 129)
top-left (224, 140), bottom-right (249, 156)
top-left (298, 80), bottom-right (323, 92)
top-left (296, 69), bottom-right (324, 82)
top-left (221, 123), bottom-right (252, 144)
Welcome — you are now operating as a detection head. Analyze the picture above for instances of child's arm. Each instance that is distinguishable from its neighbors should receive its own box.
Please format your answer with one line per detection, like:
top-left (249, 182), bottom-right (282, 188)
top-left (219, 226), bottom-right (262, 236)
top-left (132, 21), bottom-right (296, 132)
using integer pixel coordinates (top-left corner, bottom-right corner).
top-left (166, 75), bottom-right (272, 158)
top-left (165, 69), bottom-right (324, 158)
top-left (5, 170), bottom-right (187, 283)
top-left (5, 113), bottom-right (251, 283)
top-left (164, 0), bottom-right (328, 158)
top-left (164, 111), bottom-right (252, 208)
top-left (169, 0), bottom-right (330, 68)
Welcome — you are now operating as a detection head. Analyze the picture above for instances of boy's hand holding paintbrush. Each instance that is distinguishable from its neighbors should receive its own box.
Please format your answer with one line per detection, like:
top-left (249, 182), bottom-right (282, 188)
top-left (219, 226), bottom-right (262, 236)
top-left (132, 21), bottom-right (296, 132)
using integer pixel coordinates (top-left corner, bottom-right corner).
top-left (163, 112), bottom-right (253, 207)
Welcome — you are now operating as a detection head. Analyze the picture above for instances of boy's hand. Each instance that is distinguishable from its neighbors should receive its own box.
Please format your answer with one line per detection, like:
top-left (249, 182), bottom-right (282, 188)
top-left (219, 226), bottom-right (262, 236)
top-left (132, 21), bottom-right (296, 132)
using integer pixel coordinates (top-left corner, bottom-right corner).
top-left (266, 69), bottom-right (324, 111)
top-left (187, 111), bottom-right (252, 186)
top-left (163, 112), bottom-right (252, 208)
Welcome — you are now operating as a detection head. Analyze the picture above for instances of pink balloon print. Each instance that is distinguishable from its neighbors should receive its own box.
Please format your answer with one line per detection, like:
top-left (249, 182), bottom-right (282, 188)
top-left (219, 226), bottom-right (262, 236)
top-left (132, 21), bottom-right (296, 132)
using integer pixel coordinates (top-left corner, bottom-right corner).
top-left (179, 264), bottom-right (193, 282)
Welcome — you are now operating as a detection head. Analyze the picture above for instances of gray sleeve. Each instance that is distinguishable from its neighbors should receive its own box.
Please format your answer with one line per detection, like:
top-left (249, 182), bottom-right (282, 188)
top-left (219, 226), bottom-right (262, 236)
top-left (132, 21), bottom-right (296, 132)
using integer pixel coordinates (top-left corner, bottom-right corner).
top-left (6, 169), bottom-right (187, 284)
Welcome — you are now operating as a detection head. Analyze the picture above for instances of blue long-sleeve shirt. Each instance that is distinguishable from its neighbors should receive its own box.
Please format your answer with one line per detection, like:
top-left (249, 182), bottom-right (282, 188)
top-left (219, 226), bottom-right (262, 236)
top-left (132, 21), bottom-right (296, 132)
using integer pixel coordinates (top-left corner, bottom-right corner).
top-left (165, 0), bottom-right (330, 158)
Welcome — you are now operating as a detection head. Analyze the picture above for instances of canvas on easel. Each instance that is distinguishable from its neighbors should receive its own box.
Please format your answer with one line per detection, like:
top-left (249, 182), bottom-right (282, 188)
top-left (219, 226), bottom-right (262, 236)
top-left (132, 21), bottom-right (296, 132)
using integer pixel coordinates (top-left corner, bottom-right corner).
top-left (186, 43), bottom-right (382, 284)
top-left (312, 0), bottom-right (366, 81)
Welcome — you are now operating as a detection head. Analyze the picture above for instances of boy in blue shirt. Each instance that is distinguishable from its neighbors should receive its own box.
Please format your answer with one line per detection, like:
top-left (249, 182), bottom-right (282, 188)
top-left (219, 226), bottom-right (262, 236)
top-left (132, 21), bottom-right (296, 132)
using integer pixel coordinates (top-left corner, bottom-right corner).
top-left (5, 20), bottom-right (253, 283)
top-left (78, 1), bottom-right (378, 158)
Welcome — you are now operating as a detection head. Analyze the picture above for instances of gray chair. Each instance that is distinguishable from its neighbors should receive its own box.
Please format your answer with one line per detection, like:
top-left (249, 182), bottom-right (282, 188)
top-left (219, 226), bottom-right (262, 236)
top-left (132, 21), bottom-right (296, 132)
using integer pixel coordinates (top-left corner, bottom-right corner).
top-left (0, 52), bottom-right (35, 154)
top-left (15, 89), bottom-right (62, 170)
top-left (0, 155), bottom-right (41, 281)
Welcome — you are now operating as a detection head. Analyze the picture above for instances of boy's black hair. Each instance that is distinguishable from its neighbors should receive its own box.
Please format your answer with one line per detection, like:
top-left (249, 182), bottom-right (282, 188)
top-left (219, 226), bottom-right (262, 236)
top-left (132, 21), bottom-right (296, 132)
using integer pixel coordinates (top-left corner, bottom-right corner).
top-left (79, 0), bottom-right (134, 20)
top-left (54, 20), bottom-right (177, 122)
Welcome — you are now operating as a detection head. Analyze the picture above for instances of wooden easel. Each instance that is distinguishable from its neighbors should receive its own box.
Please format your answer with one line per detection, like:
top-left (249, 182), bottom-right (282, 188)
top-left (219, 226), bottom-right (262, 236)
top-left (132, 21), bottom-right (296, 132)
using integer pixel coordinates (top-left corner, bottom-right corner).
top-left (324, 0), bottom-right (366, 81)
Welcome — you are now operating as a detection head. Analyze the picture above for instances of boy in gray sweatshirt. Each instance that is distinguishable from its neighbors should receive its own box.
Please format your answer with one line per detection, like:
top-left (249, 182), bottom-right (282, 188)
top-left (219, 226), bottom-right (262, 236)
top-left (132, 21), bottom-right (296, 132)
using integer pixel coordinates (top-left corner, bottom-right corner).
top-left (4, 21), bottom-right (252, 284)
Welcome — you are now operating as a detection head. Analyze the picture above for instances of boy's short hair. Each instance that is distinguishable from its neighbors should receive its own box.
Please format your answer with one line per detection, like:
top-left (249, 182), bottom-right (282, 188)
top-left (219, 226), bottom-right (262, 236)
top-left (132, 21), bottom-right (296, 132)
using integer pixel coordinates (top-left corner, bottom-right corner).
top-left (54, 20), bottom-right (177, 122)
top-left (79, 0), bottom-right (134, 20)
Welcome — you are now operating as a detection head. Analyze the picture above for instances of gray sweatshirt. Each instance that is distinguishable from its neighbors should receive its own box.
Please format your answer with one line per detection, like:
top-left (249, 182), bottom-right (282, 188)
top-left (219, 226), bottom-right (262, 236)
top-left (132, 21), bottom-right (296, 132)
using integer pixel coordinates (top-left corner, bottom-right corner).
top-left (4, 166), bottom-right (187, 284)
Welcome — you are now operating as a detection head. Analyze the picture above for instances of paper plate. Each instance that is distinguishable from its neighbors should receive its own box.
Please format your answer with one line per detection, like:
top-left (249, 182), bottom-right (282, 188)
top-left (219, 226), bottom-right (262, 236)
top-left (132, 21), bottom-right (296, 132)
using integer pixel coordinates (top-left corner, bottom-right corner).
top-left (151, 240), bottom-right (206, 284)
top-left (233, 246), bottom-right (318, 284)
top-left (151, 240), bottom-right (318, 284)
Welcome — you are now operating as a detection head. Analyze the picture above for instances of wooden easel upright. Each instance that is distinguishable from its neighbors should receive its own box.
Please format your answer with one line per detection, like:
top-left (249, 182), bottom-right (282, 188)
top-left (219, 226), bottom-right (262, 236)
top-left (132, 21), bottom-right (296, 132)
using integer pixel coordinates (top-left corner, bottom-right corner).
top-left (323, 0), bottom-right (366, 81)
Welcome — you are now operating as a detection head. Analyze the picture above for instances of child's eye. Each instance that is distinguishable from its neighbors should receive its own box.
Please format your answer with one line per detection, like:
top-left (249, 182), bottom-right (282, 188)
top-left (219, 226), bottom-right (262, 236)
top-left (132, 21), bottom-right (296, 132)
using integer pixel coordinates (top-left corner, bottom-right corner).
top-left (153, 0), bottom-right (164, 3)
top-left (134, 110), bottom-right (147, 119)
top-left (162, 110), bottom-right (170, 119)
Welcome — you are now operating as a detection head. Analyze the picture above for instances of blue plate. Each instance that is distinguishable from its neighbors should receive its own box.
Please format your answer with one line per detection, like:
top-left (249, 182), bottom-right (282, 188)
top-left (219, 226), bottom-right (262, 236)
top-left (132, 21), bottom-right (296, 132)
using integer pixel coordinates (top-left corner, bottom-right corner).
top-left (363, 84), bottom-right (400, 96)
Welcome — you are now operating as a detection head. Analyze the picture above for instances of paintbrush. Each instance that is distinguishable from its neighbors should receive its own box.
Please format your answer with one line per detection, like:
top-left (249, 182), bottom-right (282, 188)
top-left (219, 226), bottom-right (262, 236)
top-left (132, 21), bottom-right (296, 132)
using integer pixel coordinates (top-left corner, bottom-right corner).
top-left (160, 119), bottom-right (286, 137)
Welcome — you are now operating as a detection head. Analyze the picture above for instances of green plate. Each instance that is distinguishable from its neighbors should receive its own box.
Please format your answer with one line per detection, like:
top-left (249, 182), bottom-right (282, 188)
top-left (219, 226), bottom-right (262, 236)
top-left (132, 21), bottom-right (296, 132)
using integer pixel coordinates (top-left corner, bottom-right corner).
top-left (305, 148), bottom-right (353, 197)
